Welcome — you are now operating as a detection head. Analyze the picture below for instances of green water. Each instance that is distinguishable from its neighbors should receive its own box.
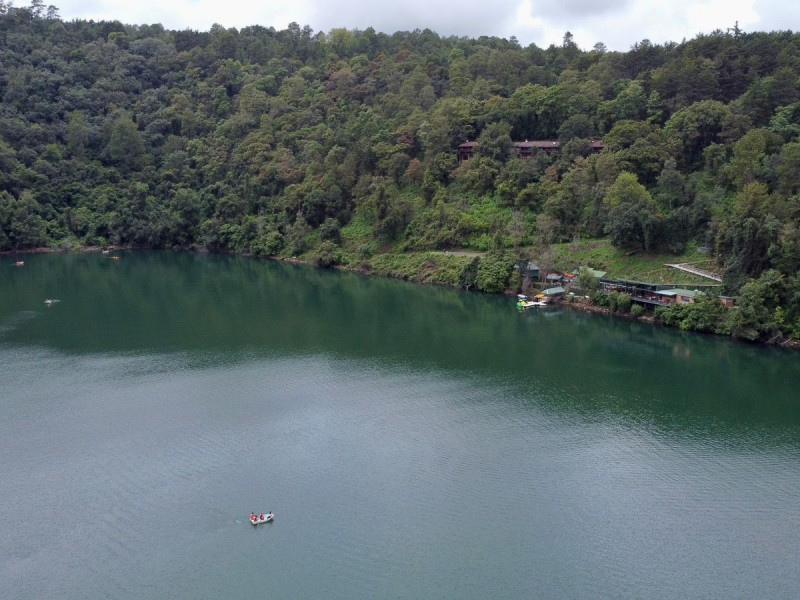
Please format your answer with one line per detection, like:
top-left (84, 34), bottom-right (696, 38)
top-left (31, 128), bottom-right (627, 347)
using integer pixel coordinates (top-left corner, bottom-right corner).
top-left (2, 251), bottom-right (799, 599)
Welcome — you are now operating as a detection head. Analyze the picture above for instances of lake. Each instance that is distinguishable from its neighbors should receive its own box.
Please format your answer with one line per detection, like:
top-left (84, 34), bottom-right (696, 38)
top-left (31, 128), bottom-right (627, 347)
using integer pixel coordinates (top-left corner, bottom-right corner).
top-left (2, 251), bottom-right (799, 599)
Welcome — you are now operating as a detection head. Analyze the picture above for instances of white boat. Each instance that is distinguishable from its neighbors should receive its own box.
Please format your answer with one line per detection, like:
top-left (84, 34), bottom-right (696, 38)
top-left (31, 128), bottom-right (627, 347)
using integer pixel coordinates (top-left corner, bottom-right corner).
top-left (249, 512), bottom-right (274, 525)
top-left (516, 294), bottom-right (547, 309)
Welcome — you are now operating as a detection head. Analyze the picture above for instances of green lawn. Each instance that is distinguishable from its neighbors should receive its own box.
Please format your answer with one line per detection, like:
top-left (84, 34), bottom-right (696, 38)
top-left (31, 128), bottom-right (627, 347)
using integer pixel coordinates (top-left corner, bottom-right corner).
top-left (547, 239), bottom-right (722, 286)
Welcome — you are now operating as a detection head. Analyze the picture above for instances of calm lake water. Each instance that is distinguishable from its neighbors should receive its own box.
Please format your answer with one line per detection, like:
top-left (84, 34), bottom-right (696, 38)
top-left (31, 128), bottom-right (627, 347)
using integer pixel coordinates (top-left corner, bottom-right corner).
top-left (2, 251), bottom-right (799, 599)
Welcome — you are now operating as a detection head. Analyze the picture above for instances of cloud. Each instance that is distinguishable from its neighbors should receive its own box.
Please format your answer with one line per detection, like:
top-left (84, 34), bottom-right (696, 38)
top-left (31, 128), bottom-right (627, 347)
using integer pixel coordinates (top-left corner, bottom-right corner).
top-left (529, 0), bottom-right (631, 20)
top-left (510, 0), bottom-right (767, 50)
top-left (301, 0), bottom-right (526, 39)
top-left (51, 0), bottom-right (800, 51)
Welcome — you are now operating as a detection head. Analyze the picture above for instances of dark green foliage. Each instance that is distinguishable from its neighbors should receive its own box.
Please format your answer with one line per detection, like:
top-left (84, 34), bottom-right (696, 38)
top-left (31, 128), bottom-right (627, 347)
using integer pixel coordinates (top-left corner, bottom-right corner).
top-left (602, 291), bottom-right (633, 313)
top-left (654, 296), bottom-right (729, 333)
top-left (723, 269), bottom-right (786, 340)
top-left (1, 8), bottom-right (800, 341)
top-left (590, 290), bottom-right (610, 307)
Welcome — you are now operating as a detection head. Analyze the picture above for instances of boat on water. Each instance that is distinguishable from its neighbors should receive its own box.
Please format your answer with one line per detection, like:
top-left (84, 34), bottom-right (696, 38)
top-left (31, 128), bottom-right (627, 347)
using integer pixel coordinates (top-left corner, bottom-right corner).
top-left (516, 294), bottom-right (547, 310)
top-left (249, 512), bottom-right (274, 525)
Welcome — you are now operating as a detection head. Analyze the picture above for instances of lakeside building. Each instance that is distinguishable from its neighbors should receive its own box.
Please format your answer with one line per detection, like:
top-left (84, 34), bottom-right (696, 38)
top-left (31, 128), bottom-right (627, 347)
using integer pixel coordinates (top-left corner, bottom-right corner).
top-left (458, 139), bottom-right (605, 163)
top-left (599, 279), bottom-right (728, 307)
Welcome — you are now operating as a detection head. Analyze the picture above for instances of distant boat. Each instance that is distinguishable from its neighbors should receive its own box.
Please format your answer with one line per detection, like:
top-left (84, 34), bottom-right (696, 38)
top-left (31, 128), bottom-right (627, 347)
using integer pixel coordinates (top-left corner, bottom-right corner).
top-left (44, 299), bottom-right (55, 305)
top-left (15, 261), bottom-right (24, 266)
top-left (249, 512), bottom-right (274, 525)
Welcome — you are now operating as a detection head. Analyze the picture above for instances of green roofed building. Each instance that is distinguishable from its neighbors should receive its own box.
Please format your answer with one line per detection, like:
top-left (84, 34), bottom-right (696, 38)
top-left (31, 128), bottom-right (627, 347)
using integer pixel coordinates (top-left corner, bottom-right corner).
top-left (543, 286), bottom-right (566, 296)
top-left (575, 266), bottom-right (607, 279)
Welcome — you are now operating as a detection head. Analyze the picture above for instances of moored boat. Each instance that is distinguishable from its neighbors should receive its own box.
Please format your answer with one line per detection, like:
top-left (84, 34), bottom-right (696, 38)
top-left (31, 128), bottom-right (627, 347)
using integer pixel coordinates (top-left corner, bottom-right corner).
top-left (516, 294), bottom-right (547, 310)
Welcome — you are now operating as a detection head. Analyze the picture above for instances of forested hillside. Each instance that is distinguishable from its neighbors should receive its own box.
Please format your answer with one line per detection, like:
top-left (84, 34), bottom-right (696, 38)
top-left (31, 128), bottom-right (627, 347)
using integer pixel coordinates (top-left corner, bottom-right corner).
top-left (2, 2), bottom-right (800, 341)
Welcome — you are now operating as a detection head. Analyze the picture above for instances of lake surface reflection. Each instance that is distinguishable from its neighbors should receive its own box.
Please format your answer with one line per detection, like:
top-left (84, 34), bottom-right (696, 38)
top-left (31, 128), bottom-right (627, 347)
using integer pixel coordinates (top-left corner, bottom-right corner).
top-left (2, 251), bottom-right (799, 599)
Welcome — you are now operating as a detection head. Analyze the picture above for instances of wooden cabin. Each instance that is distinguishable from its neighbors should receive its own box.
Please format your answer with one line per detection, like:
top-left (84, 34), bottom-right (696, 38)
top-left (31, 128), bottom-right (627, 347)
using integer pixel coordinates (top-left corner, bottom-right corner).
top-left (457, 141), bottom-right (479, 163)
top-left (457, 139), bottom-right (605, 163)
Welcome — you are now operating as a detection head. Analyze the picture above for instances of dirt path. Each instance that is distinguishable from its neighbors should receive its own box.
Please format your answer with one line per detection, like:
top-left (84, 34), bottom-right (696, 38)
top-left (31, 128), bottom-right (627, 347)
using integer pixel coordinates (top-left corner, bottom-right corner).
top-left (664, 263), bottom-right (722, 282)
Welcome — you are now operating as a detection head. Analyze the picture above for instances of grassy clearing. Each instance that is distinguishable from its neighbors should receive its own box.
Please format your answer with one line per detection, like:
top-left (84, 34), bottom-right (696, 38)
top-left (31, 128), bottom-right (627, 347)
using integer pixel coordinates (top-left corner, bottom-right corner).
top-left (547, 238), bottom-right (721, 285)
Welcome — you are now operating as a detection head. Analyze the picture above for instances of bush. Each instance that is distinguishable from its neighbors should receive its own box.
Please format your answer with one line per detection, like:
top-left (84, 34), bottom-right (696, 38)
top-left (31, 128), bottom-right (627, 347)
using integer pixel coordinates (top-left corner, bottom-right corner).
top-left (357, 243), bottom-right (373, 260)
top-left (319, 217), bottom-right (341, 242)
top-left (614, 292), bottom-right (633, 313)
top-left (314, 241), bottom-right (341, 268)
top-left (262, 231), bottom-right (285, 256)
top-left (476, 251), bottom-right (514, 293)
top-left (591, 291), bottom-right (610, 307)
top-left (655, 296), bottom-right (727, 333)
top-left (630, 304), bottom-right (645, 317)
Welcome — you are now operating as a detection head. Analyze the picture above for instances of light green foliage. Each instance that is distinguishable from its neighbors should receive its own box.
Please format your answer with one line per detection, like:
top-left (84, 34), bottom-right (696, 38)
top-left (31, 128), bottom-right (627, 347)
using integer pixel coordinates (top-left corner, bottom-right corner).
top-left (104, 113), bottom-right (147, 171)
top-left (476, 250), bottom-right (514, 293)
top-left (369, 252), bottom-right (477, 288)
top-left (603, 172), bottom-right (659, 251)
top-left (313, 240), bottom-right (342, 268)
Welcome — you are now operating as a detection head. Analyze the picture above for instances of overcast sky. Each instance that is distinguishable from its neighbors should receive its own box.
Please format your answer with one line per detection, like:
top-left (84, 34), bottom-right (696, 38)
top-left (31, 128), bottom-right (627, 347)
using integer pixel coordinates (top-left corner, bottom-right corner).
top-left (49, 0), bottom-right (797, 51)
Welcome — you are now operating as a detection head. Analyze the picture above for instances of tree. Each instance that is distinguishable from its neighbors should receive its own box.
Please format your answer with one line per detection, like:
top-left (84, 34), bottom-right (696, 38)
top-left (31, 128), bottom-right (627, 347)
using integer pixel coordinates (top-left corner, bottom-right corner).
top-left (723, 128), bottom-right (781, 190)
top-left (664, 100), bottom-right (730, 168)
top-left (578, 266), bottom-right (600, 293)
top-left (724, 269), bottom-right (785, 340)
top-left (603, 172), bottom-right (660, 250)
top-left (476, 122), bottom-right (512, 161)
top-left (66, 111), bottom-right (89, 160)
top-left (104, 113), bottom-right (147, 171)
top-left (2, 190), bottom-right (47, 250)
top-left (655, 158), bottom-right (686, 209)
top-left (716, 182), bottom-right (782, 289)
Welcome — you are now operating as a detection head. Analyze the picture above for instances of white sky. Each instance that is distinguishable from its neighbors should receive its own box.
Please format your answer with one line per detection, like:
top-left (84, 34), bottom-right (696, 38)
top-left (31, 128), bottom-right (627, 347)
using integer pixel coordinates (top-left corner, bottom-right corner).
top-left (48, 0), bottom-right (797, 51)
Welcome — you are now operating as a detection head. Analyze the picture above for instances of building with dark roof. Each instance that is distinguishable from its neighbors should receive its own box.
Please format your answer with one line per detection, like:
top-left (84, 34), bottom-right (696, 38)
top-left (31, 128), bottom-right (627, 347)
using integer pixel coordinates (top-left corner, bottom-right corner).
top-left (457, 139), bottom-right (605, 163)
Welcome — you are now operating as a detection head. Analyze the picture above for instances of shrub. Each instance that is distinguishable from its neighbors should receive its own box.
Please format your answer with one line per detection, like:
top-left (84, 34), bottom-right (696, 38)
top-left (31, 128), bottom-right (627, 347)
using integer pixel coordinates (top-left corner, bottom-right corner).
top-left (314, 241), bottom-right (341, 268)
top-left (262, 231), bottom-right (285, 256)
top-left (319, 217), bottom-right (341, 242)
top-left (655, 296), bottom-right (727, 333)
top-left (476, 251), bottom-right (514, 293)
top-left (591, 291), bottom-right (610, 307)
top-left (615, 293), bottom-right (633, 313)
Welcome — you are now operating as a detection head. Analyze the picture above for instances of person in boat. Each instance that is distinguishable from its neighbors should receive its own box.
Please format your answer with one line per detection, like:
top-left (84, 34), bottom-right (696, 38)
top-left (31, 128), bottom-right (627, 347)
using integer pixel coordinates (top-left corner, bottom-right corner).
top-left (250, 513), bottom-right (256, 521)
top-left (259, 513), bottom-right (265, 520)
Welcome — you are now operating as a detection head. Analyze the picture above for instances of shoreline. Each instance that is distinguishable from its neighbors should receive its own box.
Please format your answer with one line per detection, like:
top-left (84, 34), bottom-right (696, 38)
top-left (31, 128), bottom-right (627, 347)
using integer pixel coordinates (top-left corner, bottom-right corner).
top-left (7, 245), bottom-right (798, 350)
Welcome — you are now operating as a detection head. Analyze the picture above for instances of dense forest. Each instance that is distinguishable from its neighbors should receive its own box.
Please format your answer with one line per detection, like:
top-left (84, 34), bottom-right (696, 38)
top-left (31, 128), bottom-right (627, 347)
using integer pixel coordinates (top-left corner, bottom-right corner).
top-left (2, 2), bottom-right (800, 343)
